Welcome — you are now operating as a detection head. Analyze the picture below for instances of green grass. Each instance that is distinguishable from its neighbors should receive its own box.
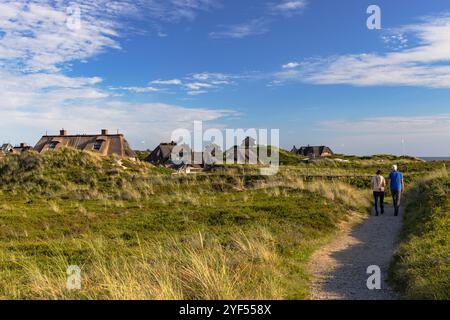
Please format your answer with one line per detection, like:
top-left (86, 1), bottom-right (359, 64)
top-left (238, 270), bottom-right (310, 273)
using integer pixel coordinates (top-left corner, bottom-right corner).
top-left (0, 186), bottom-right (362, 299)
top-left (0, 149), bottom-right (375, 299)
top-left (389, 170), bottom-right (450, 300)
top-left (0, 148), bottom-right (446, 299)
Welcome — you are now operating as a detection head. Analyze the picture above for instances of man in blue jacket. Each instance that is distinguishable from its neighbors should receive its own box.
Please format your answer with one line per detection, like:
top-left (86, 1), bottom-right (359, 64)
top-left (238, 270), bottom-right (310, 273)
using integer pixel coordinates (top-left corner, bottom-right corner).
top-left (388, 165), bottom-right (405, 216)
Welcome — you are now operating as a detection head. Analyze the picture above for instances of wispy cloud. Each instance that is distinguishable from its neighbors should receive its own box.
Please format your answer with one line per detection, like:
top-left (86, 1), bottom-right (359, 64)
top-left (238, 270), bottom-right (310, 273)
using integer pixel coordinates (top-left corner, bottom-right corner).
top-left (269, 0), bottom-right (307, 16)
top-left (0, 100), bottom-right (237, 147)
top-left (317, 114), bottom-right (450, 156)
top-left (185, 82), bottom-right (213, 91)
top-left (0, 0), bottom-right (234, 148)
top-left (0, 1), bottom-right (121, 72)
top-left (114, 86), bottom-right (163, 93)
top-left (147, 72), bottom-right (239, 95)
top-left (150, 79), bottom-right (182, 85)
top-left (320, 114), bottom-right (450, 135)
top-left (282, 62), bottom-right (300, 69)
top-left (141, 0), bottom-right (222, 23)
top-left (381, 32), bottom-right (408, 51)
top-left (276, 14), bottom-right (450, 88)
top-left (209, 18), bottom-right (270, 39)
top-left (0, 0), bottom-right (223, 72)
top-left (209, 0), bottom-right (307, 39)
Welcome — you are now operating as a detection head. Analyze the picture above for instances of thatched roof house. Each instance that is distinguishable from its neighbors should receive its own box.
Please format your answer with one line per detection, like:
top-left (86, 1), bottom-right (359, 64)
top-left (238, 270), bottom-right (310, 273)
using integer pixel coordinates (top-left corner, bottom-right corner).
top-left (1, 143), bottom-right (32, 156)
top-left (145, 142), bottom-right (204, 168)
top-left (34, 129), bottom-right (136, 159)
top-left (13, 143), bottom-right (33, 154)
top-left (144, 141), bottom-right (178, 166)
top-left (1, 143), bottom-right (13, 154)
top-left (225, 137), bottom-right (260, 164)
top-left (291, 145), bottom-right (334, 158)
top-left (146, 137), bottom-right (263, 168)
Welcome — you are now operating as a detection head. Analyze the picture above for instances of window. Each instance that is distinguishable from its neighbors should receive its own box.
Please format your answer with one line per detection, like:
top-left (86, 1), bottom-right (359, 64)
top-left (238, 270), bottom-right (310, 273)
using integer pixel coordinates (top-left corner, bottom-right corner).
top-left (49, 142), bottom-right (58, 150)
top-left (93, 141), bottom-right (103, 151)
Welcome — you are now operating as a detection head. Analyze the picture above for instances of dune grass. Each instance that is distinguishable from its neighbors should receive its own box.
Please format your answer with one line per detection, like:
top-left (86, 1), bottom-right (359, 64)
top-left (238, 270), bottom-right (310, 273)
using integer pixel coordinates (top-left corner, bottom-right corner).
top-left (389, 169), bottom-right (450, 300)
top-left (0, 149), bottom-right (375, 300)
top-left (1, 149), bottom-right (444, 300)
top-left (0, 189), bottom-right (366, 299)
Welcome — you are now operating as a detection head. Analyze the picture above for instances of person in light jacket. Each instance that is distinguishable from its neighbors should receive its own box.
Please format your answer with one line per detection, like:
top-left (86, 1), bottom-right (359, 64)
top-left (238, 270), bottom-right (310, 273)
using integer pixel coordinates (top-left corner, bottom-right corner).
top-left (371, 170), bottom-right (386, 216)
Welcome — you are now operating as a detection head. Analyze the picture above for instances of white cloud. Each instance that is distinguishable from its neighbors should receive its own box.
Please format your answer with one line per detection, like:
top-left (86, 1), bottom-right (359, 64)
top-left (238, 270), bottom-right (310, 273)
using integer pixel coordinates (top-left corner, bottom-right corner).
top-left (0, 1), bottom-right (121, 72)
top-left (282, 62), bottom-right (300, 69)
top-left (209, 1), bottom-right (306, 40)
top-left (381, 32), bottom-right (408, 51)
top-left (0, 100), bottom-right (237, 148)
top-left (185, 82), bottom-right (213, 90)
top-left (143, 0), bottom-right (222, 23)
top-left (210, 18), bottom-right (270, 39)
top-left (115, 86), bottom-right (162, 93)
top-left (151, 79), bottom-right (182, 85)
top-left (183, 72), bottom-right (241, 94)
top-left (320, 114), bottom-right (450, 135)
top-left (0, 69), bottom-right (109, 109)
top-left (147, 72), bottom-right (239, 95)
top-left (0, 0), bottom-right (234, 148)
top-left (270, 0), bottom-right (307, 16)
top-left (187, 90), bottom-right (208, 96)
top-left (275, 14), bottom-right (450, 88)
top-left (317, 114), bottom-right (450, 156)
top-left (0, 1), bottom-right (222, 72)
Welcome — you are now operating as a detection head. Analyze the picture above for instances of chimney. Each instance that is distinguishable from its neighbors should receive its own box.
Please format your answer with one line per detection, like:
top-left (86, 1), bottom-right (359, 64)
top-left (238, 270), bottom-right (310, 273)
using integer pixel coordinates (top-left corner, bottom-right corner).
top-left (101, 129), bottom-right (108, 135)
top-left (60, 129), bottom-right (67, 136)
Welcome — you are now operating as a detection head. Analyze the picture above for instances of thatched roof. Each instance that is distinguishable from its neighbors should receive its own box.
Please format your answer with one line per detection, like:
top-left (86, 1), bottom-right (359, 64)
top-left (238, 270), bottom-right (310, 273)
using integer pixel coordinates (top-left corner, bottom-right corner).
top-left (293, 145), bottom-right (334, 158)
top-left (145, 142), bottom-right (206, 168)
top-left (144, 142), bottom-right (178, 165)
top-left (34, 129), bottom-right (136, 159)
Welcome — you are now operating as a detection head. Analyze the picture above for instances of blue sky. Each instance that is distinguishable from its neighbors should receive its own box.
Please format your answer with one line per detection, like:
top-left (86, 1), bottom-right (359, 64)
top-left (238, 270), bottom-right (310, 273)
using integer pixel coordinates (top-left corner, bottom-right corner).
top-left (1, 0), bottom-right (450, 156)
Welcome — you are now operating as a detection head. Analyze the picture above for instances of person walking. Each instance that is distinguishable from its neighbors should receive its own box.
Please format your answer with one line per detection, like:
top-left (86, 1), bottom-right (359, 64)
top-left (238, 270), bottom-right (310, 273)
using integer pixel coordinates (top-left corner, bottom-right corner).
top-left (388, 165), bottom-right (405, 216)
top-left (371, 170), bottom-right (386, 216)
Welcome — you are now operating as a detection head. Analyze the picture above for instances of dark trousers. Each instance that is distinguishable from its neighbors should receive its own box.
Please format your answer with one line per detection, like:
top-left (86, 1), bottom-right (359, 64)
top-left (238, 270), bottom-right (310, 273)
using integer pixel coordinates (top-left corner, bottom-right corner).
top-left (392, 190), bottom-right (402, 215)
top-left (373, 191), bottom-right (385, 215)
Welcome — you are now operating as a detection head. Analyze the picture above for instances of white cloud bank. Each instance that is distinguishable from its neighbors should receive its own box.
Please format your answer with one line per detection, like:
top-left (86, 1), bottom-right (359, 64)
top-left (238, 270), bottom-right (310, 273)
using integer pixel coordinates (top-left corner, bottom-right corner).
top-left (277, 14), bottom-right (450, 88)
top-left (318, 114), bottom-right (450, 156)
top-left (0, 0), bottom-right (234, 148)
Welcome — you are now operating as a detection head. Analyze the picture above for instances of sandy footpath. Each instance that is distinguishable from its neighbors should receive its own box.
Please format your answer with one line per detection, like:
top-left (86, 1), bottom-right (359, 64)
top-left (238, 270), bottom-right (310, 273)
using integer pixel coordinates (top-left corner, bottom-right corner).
top-left (308, 205), bottom-right (403, 300)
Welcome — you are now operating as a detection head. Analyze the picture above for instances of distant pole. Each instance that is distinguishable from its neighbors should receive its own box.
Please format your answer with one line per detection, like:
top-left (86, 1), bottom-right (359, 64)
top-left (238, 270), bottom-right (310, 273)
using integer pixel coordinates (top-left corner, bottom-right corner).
top-left (401, 138), bottom-right (405, 156)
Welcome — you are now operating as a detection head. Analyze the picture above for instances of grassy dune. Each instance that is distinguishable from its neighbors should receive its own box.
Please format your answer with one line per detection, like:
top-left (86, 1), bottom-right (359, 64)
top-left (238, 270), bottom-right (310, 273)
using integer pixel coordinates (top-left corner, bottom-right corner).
top-left (0, 149), bottom-right (372, 299)
top-left (389, 169), bottom-right (450, 300)
top-left (1, 149), bottom-right (446, 299)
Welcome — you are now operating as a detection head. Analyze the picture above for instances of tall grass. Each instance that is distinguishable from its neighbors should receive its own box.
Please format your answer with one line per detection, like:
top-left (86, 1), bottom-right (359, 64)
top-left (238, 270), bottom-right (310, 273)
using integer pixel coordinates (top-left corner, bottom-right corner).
top-left (389, 169), bottom-right (450, 300)
top-left (0, 149), bottom-right (376, 300)
top-left (1, 229), bottom-right (288, 300)
top-left (254, 174), bottom-right (371, 210)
